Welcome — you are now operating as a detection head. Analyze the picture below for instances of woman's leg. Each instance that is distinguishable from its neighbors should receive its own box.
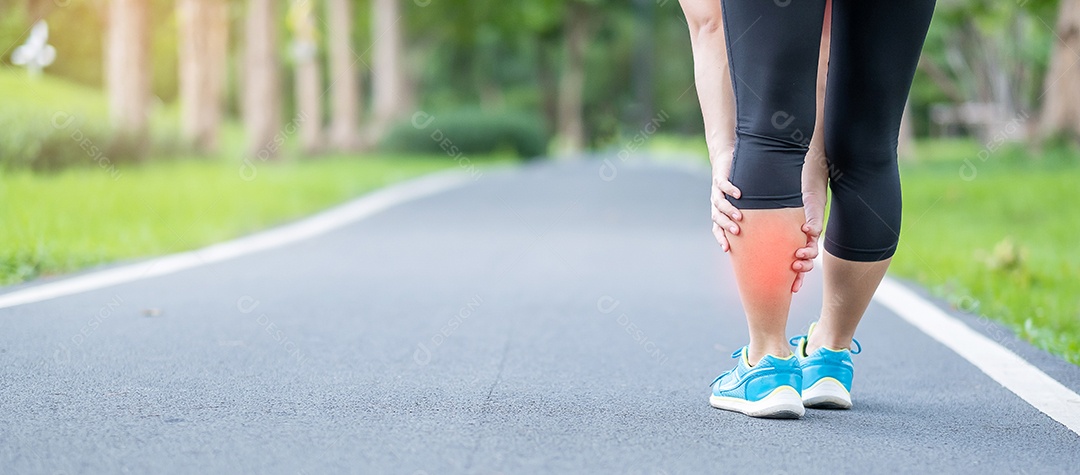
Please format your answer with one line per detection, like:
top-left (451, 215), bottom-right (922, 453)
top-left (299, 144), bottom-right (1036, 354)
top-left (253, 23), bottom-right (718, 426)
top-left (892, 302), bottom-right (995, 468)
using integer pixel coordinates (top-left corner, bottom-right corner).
top-left (811, 254), bottom-right (891, 351)
top-left (720, 0), bottom-right (827, 363)
top-left (728, 209), bottom-right (806, 361)
top-left (810, 0), bottom-right (936, 353)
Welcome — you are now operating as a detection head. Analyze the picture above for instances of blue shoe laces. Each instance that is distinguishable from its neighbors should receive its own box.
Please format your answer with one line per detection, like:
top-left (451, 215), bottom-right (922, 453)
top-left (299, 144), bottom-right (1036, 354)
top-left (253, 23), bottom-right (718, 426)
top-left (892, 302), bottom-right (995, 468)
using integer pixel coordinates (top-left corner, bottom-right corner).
top-left (709, 348), bottom-right (747, 387)
top-left (789, 335), bottom-right (862, 354)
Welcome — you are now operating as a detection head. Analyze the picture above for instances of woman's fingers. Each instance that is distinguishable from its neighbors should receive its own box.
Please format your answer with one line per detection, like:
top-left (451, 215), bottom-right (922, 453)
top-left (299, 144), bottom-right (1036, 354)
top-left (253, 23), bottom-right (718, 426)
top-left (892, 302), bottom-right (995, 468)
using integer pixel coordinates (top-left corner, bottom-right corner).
top-left (795, 241), bottom-right (819, 260)
top-left (792, 221), bottom-right (819, 292)
top-left (795, 218), bottom-right (821, 260)
top-left (711, 186), bottom-right (742, 233)
top-left (714, 177), bottom-right (742, 200)
top-left (712, 222), bottom-right (729, 252)
top-left (711, 205), bottom-right (739, 235)
top-left (792, 257), bottom-right (814, 273)
top-left (709, 173), bottom-right (740, 252)
top-left (713, 193), bottom-right (742, 222)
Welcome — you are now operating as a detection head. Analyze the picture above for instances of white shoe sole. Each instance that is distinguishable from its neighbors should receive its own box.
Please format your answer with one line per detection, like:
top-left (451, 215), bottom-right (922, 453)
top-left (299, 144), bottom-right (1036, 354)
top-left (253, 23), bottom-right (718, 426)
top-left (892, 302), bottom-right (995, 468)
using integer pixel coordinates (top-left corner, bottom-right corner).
top-left (710, 386), bottom-right (805, 419)
top-left (802, 377), bottom-right (852, 409)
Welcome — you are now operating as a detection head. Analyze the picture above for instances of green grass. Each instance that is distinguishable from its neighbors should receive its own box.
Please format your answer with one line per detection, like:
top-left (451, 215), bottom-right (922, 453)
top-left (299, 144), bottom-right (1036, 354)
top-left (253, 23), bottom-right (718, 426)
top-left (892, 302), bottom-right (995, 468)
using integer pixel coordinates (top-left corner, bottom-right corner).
top-left (897, 139), bottom-right (1080, 364)
top-left (0, 67), bottom-right (109, 115)
top-left (0, 155), bottom-right (497, 285)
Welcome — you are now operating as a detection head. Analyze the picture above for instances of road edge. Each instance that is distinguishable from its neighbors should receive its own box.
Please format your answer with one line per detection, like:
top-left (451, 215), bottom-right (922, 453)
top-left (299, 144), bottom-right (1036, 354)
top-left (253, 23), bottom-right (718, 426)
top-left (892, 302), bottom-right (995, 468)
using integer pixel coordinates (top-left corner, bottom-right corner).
top-left (0, 170), bottom-right (474, 310)
top-left (874, 276), bottom-right (1080, 436)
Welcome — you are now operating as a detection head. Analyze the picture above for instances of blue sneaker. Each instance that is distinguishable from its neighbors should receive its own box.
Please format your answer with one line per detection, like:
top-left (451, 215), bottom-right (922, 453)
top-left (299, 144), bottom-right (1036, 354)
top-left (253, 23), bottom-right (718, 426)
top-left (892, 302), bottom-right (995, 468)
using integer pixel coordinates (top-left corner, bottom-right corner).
top-left (789, 322), bottom-right (862, 409)
top-left (709, 346), bottom-right (804, 419)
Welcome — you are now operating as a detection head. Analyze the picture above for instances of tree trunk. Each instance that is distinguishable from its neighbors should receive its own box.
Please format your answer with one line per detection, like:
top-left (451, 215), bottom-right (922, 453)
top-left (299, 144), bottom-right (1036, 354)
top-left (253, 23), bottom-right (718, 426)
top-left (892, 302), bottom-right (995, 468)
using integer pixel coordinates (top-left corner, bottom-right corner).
top-left (326, 0), bottom-right (362, 151)
top-left (631, 0), bottom-right (655, 130)
top-left (1040, 0), bottom-right (1080, 140)
top-left (290, 0), bottom-right (323, 154)
top-left (555, 1), bottom-right (589, 157)
top-left (243, 0), bottom-right (283, 160)
top-left (537, 37), bottom-right (559, 136)
top-left (105, 0), bottom-right (150, 144)
top-left (371, 0), bottom-right (405, 140)
top-left (177, 0), bottom-right (228, 152)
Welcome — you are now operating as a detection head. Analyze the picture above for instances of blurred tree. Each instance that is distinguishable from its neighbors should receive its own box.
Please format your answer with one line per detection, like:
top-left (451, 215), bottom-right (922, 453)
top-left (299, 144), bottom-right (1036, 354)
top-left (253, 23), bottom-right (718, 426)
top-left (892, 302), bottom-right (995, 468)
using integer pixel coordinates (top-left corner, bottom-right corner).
top-left (403, 0), bottom-right (672, 152)
top-left (9, 0), bottom-right (1074, 164)
top-left (371, 0), bottom-right (407, 139)
top-left (105, 0), bottom-right (150, 145)
top-left (1041, 0), bottom-right (1080, 140)
top-left (25, 0), bottom-right (51, 19)
top-left (630, 0), bottom-right (655, 129)
top-left (326, 0), bottom-right (362, 151)
top-left (243, 0), bottom-right (282, 159)
top-left (177, 0), bottom-right (228, 152)
top-left (288, 0), bottom-right (323, 154)
top-left (554, 0), bottom-right (590, 156)
top-left (917, 0), bottom-right (1060, 141)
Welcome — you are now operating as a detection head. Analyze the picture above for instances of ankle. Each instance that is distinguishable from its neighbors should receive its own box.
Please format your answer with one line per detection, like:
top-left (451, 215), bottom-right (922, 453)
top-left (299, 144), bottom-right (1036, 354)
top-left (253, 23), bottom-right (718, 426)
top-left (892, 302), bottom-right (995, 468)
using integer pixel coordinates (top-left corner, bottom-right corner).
top-left (747, 342), bottom-right (793, 365)
top-left (806, 331), bottom-right (853, 354)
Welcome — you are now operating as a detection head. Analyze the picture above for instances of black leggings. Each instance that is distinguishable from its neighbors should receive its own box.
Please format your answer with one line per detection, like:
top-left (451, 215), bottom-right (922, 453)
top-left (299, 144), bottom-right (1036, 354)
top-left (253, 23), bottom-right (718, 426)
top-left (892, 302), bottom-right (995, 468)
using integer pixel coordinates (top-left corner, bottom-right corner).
top-left (721, 0), bottom-right (935, 262)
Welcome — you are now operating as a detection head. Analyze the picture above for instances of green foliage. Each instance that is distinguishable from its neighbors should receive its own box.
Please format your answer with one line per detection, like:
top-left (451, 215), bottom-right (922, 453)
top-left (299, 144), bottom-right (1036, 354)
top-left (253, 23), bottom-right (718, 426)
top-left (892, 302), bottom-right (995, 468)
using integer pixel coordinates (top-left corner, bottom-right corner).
top-left (0, 68), bottom-right (185, 170)
top-left (911, 0), bottom-right (1060, 137)
top-left (380, 109), bottom-right (550, 159)
top-left (406, 0), bottom-right (703, 146)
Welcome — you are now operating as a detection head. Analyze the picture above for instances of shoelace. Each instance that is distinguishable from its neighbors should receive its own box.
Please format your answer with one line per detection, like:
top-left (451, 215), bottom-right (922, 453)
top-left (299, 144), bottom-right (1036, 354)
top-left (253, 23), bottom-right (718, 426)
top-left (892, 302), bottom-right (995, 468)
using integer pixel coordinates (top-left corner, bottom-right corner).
top-left (709, 348), bottom-right (747, 387)
top-left (789, 335), bottom-right (862, 354)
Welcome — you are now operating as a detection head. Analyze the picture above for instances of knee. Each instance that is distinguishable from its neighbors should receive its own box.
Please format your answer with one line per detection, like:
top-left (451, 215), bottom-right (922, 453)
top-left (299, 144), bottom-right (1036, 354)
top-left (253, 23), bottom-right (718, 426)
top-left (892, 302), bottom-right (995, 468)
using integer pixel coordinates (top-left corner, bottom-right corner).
top-left (824, 127), bottom-right (898, 180)
top-left (825, 170), bottom-right (902, 261)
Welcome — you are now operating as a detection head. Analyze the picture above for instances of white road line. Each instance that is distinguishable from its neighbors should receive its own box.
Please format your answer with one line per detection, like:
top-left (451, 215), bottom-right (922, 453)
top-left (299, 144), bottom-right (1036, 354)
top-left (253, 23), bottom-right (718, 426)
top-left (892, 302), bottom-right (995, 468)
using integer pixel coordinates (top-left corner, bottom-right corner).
top-left (0, 171), bottom-right (472, 310)
top-left (874, 277), bottom-right (1080, 436)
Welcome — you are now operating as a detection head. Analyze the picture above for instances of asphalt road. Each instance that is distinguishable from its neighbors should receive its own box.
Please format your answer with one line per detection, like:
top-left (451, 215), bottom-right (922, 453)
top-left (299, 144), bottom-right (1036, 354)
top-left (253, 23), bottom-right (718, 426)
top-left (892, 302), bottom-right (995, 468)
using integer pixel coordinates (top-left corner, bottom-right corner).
top-left (2, 159), bottom-right (1079, 474)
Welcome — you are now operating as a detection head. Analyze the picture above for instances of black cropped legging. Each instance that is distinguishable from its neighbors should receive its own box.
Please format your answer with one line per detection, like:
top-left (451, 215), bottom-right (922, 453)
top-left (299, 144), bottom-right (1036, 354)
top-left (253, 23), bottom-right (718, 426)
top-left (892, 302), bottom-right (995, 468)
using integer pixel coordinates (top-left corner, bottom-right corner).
top-left (721, 0), bottom-right (935, 262)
